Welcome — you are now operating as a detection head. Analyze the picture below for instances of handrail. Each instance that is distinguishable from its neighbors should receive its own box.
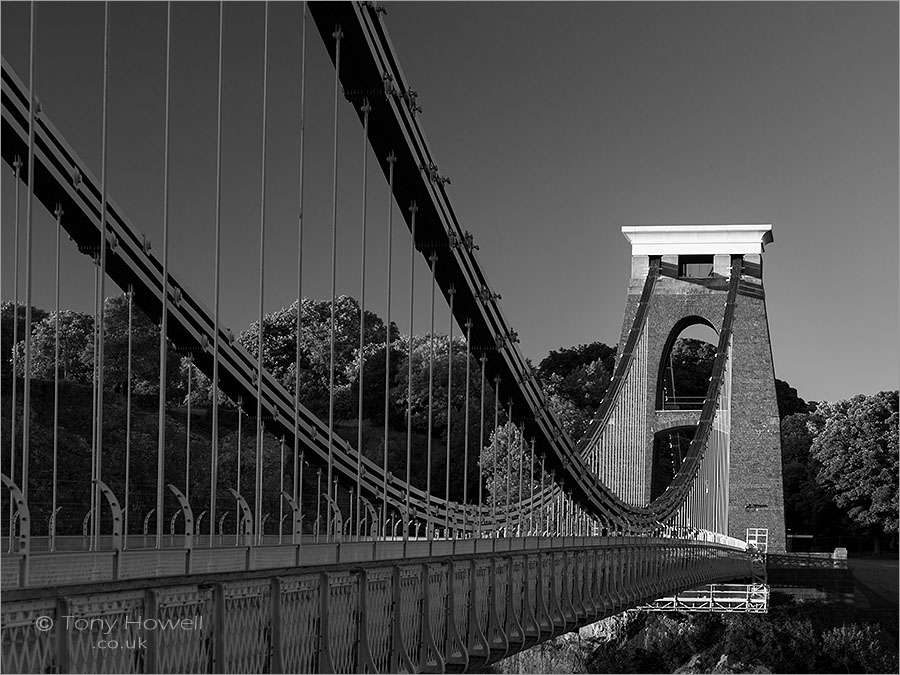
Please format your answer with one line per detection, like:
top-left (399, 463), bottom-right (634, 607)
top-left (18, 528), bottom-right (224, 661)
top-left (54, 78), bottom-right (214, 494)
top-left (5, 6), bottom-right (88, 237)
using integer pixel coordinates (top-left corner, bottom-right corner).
top-left (2, 534), bottom-right (750, 594)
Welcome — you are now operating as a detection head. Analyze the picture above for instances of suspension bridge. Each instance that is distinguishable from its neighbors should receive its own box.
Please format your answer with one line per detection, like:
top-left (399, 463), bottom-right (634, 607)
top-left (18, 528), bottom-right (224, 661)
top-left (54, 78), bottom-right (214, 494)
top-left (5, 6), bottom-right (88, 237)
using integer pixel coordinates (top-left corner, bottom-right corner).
top-left (2, 2), bottom-right (785, 672)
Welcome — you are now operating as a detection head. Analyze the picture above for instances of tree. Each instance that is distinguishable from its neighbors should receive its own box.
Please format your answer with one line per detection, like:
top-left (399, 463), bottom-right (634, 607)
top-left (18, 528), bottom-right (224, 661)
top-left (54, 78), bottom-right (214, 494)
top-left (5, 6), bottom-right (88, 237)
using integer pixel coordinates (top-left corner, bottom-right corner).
top-left (808, 391), bottom-right (899, 536)
top-left (665, 337), bottom-right (716, 400)
top-left (780, 412), bottom-right (848, 535)
top-left (102, 294), bottom-right (182, 398)
top-left (11, 310), bottom-right (94, 384)
top-left (776, 378), bottom-right (809, 420)
top-left (1, 302), bottom-right (49, 379)
top-left (480, 422), bottom-right (544, 510)
top-left (389, 333), bottom-right (491, 501)
top-left (11, 298), bottom-right (183, 400)
top-left (536, 341), bottom-right (615, 439)
top-left (536, 342), bottom-right (615, 392)
top-left (235, 296), bottom-right (390, 420)
top-left (546, 392), bottom-right (592, 440)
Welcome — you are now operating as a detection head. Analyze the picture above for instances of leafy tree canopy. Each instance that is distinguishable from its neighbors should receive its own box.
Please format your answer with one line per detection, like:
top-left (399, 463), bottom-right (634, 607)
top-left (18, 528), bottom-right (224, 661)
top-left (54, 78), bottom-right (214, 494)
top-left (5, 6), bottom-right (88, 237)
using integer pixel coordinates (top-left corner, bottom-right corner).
top-left (1, 302), bottom-right (49, 379)
top-left (808, 391), bottom-right (899, 534)
top-left (776, 378), bottom-right (809, 420)
top-left (11, 296), bottom-right (182, 399)
top-left (664, 337), bottom-right (716, 400)
top-left (536, 341), bottom-right (615, 439)
top-left (780, 412), bottom-right (849, 535)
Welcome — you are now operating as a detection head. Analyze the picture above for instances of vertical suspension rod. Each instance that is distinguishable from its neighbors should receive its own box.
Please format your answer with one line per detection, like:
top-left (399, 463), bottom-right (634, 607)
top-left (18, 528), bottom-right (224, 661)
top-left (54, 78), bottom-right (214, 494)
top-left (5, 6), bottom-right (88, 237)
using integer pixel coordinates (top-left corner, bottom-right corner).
top-left (326, 24), bottom-right (342, 533)
top-left (8, 156), bottom-right (21, 554)
top-left (462, 320), bottom-right (472, 534)
top-left (444, 287), bottom-right (455, 533)
top-left (279, 436), bottom-right (285, 543)
top-left (504, 402), bottom-right (512, 535)
top-left (404, 202), bottom-right (417, 526)
top-left (124, 285), bottom-right (133, 547)
top-left (425, 252), bottom-right (437, 539)
top-left (528, 438), bottom-right (534, 535)
top-left (491, 375), bottom-right (500, 535)
top-left (254, 0), bottom-right (270, 545)
top-left (381, 152), bottom-right (395, 533)
top-left (94, 0), bottom-right (111, 547)
top-left (210, 0), bottom-right (224, 547)
top-left (185, 357), bottom-right (192, 504)
top-left (517, 425), bottom-right (524, 535)
top-left (235, 400), bottom-right (242, 543)
top-left (156, 0), bottom-right (173, 548)
top-left (477, 354), bottom-right (486, 536)
top-left (90, 259), bottom-right (99, 549)
top-left (51, 205), bottom-right (62, 551)
top-left (315, 467), bottom-right (321, 542)
top-left (293, 0), bottom-right (308, 538)
top-left (21, 0), bottom-right (37, 509)
top-left (356, 98), bottom-right (370, 540)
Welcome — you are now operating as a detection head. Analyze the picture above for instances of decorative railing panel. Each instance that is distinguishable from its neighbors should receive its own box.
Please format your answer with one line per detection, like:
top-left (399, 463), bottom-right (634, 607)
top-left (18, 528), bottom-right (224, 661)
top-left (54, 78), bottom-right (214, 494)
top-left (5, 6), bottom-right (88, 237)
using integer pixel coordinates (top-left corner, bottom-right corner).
top-left (0, 598), bottom-right (57, 674)
top-left (280, 575), bottom-right (321, 674)
top-left (153, 585), bottom-right (215, 674)
top-left (65, 591), bottom-right (146, 674)
top-left (221, 579), bottom-right (271, 674)
top-left (328, 572), bottom-right (360, 674)
top-left (365, 569), bottom-right (393, 674)
top-left (398, 565), bottom-right (422, 667)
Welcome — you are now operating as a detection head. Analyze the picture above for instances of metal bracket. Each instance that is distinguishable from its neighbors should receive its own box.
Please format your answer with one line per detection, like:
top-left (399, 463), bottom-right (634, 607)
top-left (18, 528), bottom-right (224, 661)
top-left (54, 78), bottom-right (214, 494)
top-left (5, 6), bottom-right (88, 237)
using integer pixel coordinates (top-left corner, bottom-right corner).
top-left (167, 484), bottom-right (194, 550)
top-left (360, 497), bottom-right (379, 538)
top-left (281, 490), bottom-right (303, 543)
top-left (382, 72), bottom-right (397, 98)
top-left (227, 488), bottom-right (254, 545)
top-left (322, 494), bottom-right (344, 542)
top-left (463, 231), bottom-right (479, 251)
top-left (1, 473), bottom-right (30, 558)
top-left (95, 479), bottom-right (124, 551)
top-left (479, 286), bottom-right (501, 303)
top-left (403, 88), bottom-right (422, 115)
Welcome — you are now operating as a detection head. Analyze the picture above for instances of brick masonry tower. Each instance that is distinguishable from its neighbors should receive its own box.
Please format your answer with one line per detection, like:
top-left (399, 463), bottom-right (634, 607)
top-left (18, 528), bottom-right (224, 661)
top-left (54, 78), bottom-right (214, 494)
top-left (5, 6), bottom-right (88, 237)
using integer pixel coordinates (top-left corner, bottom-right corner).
top-left (619, 224), bottom-right (786, 552)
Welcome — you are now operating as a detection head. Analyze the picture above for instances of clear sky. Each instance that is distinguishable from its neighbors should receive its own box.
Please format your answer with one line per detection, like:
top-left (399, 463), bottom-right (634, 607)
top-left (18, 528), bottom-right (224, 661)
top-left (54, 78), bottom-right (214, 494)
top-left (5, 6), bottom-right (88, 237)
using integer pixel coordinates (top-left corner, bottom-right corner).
top-left (2, 1), bottom-right (897, 404)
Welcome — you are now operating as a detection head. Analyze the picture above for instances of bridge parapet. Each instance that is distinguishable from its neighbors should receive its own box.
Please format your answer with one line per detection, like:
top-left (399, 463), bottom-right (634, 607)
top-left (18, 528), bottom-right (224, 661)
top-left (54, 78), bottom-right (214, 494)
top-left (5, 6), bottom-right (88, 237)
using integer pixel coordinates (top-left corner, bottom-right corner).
top-left (766, 550), bottom-right (848, 570)
top-left (1, 532), bottom-right (746, 591)
top-left (1, 537), bottom-right (752, 674)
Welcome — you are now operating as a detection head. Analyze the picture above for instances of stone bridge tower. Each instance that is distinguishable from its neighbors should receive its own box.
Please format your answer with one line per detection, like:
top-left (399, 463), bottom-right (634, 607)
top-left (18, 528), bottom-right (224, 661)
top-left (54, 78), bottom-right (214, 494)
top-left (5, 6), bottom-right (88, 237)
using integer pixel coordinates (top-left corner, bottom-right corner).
top-left (619, 224), bottom-right (786, 552)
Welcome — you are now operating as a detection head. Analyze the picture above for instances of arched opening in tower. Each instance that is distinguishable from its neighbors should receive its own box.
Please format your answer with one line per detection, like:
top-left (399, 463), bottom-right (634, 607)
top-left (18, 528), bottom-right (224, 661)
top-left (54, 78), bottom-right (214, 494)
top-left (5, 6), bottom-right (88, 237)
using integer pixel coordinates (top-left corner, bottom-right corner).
top-left (650, 425), bottom-right (695, 501)
top-left (657, 320), bottom-right (718, 410)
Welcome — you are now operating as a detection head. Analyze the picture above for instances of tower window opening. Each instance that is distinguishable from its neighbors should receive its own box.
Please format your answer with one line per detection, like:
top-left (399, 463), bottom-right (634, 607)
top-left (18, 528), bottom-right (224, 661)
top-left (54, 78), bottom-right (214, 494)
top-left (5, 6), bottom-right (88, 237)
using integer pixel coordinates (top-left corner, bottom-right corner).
top-left (679, 255), bottom-right (714, 278)
top-left (657, 322), bottom-right (718, 410)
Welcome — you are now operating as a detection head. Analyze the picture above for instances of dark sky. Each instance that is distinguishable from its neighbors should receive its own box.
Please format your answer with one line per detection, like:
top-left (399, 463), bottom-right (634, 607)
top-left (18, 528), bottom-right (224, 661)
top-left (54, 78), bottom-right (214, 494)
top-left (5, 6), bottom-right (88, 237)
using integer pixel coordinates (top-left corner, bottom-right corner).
top-left (2, 1), bottom-right (897, 403)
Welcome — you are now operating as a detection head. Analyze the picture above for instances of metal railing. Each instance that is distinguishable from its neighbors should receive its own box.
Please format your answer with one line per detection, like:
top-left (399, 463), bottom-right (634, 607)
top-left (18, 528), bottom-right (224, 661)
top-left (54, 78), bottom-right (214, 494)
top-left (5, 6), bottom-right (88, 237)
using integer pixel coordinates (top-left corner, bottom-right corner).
top-left (766, 551), bottom-right (848, 570)
top-left (659, 395), bottom-right (706, 411)
top-left (2, 537), bottom-right (753, 674)
top-left (1, 530), bottom-right (748, 591)
top-left (639, 583), bottom-right (769, 614)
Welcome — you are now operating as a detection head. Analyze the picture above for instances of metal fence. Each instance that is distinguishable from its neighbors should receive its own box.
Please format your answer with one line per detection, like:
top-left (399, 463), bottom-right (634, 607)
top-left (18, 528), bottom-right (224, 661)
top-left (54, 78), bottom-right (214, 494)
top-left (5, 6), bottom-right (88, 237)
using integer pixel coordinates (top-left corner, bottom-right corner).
top-left (1, 538), bottom-right (752, 674)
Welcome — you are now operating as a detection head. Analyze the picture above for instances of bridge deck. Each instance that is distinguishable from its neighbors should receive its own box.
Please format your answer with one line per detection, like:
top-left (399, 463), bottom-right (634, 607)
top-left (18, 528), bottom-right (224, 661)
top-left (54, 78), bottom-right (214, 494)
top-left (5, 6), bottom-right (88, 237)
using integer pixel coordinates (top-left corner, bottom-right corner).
top-left (2, 537), bottom-right (753, 674)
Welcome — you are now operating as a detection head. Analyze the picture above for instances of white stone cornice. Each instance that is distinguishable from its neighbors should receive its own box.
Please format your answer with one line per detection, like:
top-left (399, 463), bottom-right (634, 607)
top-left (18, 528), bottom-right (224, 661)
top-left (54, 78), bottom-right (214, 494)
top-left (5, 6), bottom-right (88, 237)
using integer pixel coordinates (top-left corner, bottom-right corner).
top-left (621, 224), bottom-right (774, 256)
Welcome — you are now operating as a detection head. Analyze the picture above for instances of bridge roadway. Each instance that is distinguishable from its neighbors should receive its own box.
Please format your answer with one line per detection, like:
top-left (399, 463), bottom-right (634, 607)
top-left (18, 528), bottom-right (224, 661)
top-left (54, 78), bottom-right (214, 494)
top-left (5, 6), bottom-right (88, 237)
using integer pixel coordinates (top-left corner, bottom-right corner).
top-left (1, 535), bottom-right (752, 673)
